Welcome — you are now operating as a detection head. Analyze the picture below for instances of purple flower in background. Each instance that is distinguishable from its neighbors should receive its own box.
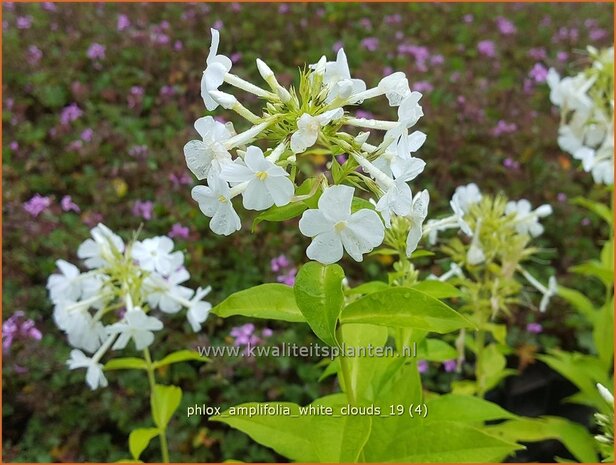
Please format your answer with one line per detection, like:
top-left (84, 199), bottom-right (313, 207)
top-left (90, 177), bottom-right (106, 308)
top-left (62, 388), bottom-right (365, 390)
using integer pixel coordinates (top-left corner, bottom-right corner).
top-left (529, 63), bottom-right (548, 82)
top-left (169, 223), bottom-right (190, 239)
top-left (173, 40), bottom-right (183, 51)
top-left (230, 52), bottom-right (242, 64)
top-left (526, 322), bottom-right (543, 334)
top-left (80, 128), bottom-right (94, 142)
top-left (557, 51), bottom-right (569, 62)
top-left (213, 19), bottom-right (223, 30)
top-left (332, 41), bottom-right (344, 53)
top-left (61, 195), bottom-right (80, 213)
top-left (60, 103), bottom-right (83, 125)
top-left (443, 359), bottom-right (458, 373)
top-left (3, 311), bottom-right (42, 352)
top-left (337, 154), bottom-right (348, 164)
top-left (262, 328), bottom-right (273, 338)
top-left (361, 37), bottom-right (379, 51)
top-left (160, 85), bottom-right (175, 97)
top-left (230, 323), bottom-right (261, 350)
top-left (87, 43), bottom-right (106, 61)
top-left (4, 2), bottom-right (15, 10)
top-left (278, 3), bottom-right (289, 14)
top-left (230, 2), bottom-right (242, 12)
top-left (430, 54), bottom-right (444, 65)
top-left (557, 192), bottom-right (567, 203)
top-left (42, 2), bottom-right (57, 11)
top-left (23, 194), bottom-right (51, 217)
top-left (169, 172), bottom-right (192, 188)
top-left (10, 141), bottom-right (19, 152)
top-left (16, 16), bottom-right (33, 29)
top-left (503, 157), bottom-right (520, 170)
top-left (528, 47), bottom-right (547, 60)
top-left (477, 40), bottom-right (496, 57)
top-left (129, 144), bottom-right (148, 159)
top-left (128, 86), bottom-right (145, 109)
top-left (418, 360), bottom-right (428, 373)
top-left (359, 18), bottom-right (372, 30)
top-left (384, 14), bottom-right (402, 25)
top-left (463, 14), bottom-right (474, 23)
top-left (496, 16), bottom-right (517, 35)
top-left (277, 268), bottom-right (297, 286)
top-left (581, 217), bottom-right (591, 226)
top-left (492, 120), bottom-right (518, 136)
top-left (398, 44), bottom-right (430, 71)
top-left (271, 255), bottom-right (290, 272)
top-left (383, 66), bottom-right (393, 76)
top-left (590, 28), bottom-right (608, 41)
top-left (132, 200), bottom-right (154, 220)
top-left (412, 81), bottom-right (433, 93)
top-left (117, 14), bottom-right (131, 31)
top-left (27, 45), bottom-right (43, 65)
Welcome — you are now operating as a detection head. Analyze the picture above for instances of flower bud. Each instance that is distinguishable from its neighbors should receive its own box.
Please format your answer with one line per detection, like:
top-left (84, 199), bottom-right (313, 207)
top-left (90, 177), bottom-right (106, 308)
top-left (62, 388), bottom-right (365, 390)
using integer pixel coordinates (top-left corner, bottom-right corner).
top-left (209, 90), bottom-right (238, 109)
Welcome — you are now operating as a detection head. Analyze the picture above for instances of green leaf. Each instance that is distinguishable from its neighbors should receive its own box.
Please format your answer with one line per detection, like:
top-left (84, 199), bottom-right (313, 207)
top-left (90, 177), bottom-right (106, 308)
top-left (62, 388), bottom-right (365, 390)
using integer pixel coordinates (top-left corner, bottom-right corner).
top-left (570, 260), bottom-right (614, 287)
top-left (557, 286), bottom-right (597, 323)
top-left (478, 344), bottom-right (516, 392)
top-left (487, 417), bottom-right (598, 463)
top-left (594, 300), bottom-right (614, 369)
top-left (129, 428), bottom-right (159, 460)
top-left (412, 280), bottom-right (462, 299)
top-left (152, 350), bottom-right (208, 369)
top-left (252, 201), bottom-right (308, 230)
top-left (572, 197), bottom-right (613, 225)
top-left (151, 384), bottom-right (182, 430)
top-left (363, 419), bottom-right (522, 462)
top-left (212, 400), bottom-right (371, 462)
top-left (104, 357), bottom-right (147, 371)
top-left (600, 239), bottom-right (613, 271)
top-left (426, 394), bottom-right (516, 423)
top-left (340, 288), bottom-right (474, 333)
top-left (417, 339), bottom-right (458, 362)
top-left (212, 284), bottom-right (305, 322)
top-left (294, 262), bottom-right (345, 346)
top-left (345, 281), bottom-right (389, 296)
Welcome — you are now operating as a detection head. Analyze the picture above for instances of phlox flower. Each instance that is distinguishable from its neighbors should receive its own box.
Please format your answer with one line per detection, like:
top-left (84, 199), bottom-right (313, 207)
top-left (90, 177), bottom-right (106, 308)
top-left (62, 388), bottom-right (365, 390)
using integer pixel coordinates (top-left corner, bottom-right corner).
top-left (107, 308), bottom-right (163, 351)
top-left (405, 189), bottom-right (429, 256)
top-left (290, 109), bottom-right (343, 154)
top-left (322, 48), bottom-right (366, 102)
top-left (191, 174), bottom-right (241, 236)
top-left (184, 116), bottom-right (234, 180)
top-left (201, 28), bottom-right (232, 110)
top-left (67, 349), bottom-right (107, 390)
top-left (77, 223), bottom-right (125, 269)
top-left (131, 236), bottom-right (184, 276)
top-left (505, 199), bottom-right (552, 237)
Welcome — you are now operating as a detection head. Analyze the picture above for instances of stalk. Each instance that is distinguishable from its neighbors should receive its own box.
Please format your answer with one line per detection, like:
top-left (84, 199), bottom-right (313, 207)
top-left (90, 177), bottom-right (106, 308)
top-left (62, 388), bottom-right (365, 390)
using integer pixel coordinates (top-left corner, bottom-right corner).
top-left (144, 348), bottom-right (170, 463)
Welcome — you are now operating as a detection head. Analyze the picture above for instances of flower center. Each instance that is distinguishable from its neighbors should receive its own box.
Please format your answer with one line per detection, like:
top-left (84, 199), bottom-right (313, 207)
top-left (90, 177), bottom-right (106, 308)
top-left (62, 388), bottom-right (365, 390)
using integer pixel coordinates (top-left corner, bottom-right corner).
top-left (334, 220), bottom-right (347, 233)
top-left (255, 170), bottom-right (269, 181)
top-left (217, 195), bottom-right (227, 203)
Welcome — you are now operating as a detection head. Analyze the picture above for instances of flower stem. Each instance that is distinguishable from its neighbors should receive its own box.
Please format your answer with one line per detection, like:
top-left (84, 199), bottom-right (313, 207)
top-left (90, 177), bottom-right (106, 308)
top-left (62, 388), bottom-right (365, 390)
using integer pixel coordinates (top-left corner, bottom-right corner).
top-left (144, 348), bottom-right (170, 463)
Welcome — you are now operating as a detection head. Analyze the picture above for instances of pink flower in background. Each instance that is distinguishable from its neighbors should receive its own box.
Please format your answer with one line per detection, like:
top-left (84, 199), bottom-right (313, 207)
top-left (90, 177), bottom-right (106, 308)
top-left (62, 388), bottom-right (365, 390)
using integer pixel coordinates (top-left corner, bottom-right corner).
top-left (278, 3), bottom-right (289, 14)
top-left (496, 16), bottom-right (517, 35)
top-left (230, 324), bottom-right (273, 352)
top-left (418, 360), bottom-right (428, 373)
top-left (16, 16), bottom-right (33, 29)
top-left (359, 18), bottom-right (372, 30)
top-left (529, 63), bottom-right (548, 82)
top-left (169, 172), bottom-right (192, 188)
top-left (87, 43), bottom-right (106, 61)
top-left (132, 200), bottom-right (154, 220)
top-left (581, 217), bottom-right (591, 226)
top-left (557, 192), bottom-right (567, 203)
top-left (526, 322), bottom-right (543, 334)
top-left (173, 40), bottom-right (183, 51)
top-left (355, 110), bottom-right (374, 119)
top-left (61, 195), bottom-right (80, 213)
top-left (383, 66), bottom-right (393, 76)
top-left (528, 47), bottom-right (547, 60)
top-left (27, 45), bottom-right (43, 65)
top-left (230, 2), bottom-right (242, 12)
top-left (463, 14), bottom-right (474, 23)
top-left (443, 359), bottom-right (458, 373)
top-left (3, 311), bottom-right (42, 352)
top-left (213, 19), bottom-right (223, 30)
top-left (230, 52), bottom-right (242, 64)
top-left (590, 28), bottom-right (608, 41)
top-left (160, 85), bottom-right (175, 97)
top-left (129, 144), bottom-right (149, 159)
top-left (271, 254), bottom-right (297, 286)
top-left (557, 51), bottom-right (569, 62)
top-left (169, 223), bottom-right (190, 239)
top-left (271, 255), bottom-right (290, 272)
top-left (361, 37), bottom-right (379, 51)
top-left (60, 103), bottom-right (83, 126)
top-left (10, 141), bottom-right (19, 152)
top-left (332, 41), bottom-right (344, 53)
top-left (430, 54), bottom-right (444, 65)
top-left (117, 14), bottom-right (130, 31)
top-left (398, 44), bottom-right (430, 71)
top-left (491, 120), bottom-right (517, 136)
top-left (41, 2), bottom-right (57, 12)
top-left (477, 40), bottom-right (496, 57)
top-left (128, 86), bottom-right (145, 109)
top-left (23, 194), bottom-right (51, 217)
top-left (80, 128), bottom-right (94, 142)
top-left (384, 14), bottom-right (402, 25)
top-left (503, 157), bottom-right (520, 170)
top-left (412, 81), bottom-right (433, 93)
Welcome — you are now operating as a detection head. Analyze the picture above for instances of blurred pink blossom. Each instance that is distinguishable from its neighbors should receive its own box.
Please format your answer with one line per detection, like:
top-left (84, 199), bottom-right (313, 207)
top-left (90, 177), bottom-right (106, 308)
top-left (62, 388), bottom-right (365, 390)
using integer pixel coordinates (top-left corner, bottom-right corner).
top-left (23, 194), bottom-right (51, 217)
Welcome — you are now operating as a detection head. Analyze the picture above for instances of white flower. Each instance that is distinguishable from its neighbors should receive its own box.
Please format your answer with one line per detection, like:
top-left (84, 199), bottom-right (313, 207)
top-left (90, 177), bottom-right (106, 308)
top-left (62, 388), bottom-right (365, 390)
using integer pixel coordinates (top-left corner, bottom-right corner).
top-left (143, 268), bottom-right (194, 314)
top-left (220, 146), bottom-right (294, 211)
top-left (290, 109), bottom-right (344, 154)
top-left (323, 49), bottom-right (366, 102)
top-left (539, 276), bottom-right (557, 312)
top-left (405, 189), bottom-right (429, 256)
top-left (192, 174), bottom-right (242, 235)
top-left (47, 260), bottom-right (82, 303)
top-left (299, 185), bottom-right (385, 264)
top-left (451, 183), bottom-right (482, 213)
top-left (67, 349), bottom-right (108, 390)
top-left (131, 236), bottom-right (183, 276)
top-left (373, 133), bottom-right (427, 178)
top-left (505, 199), bottom-right (552, 237)
top-left (385, 92), bottom-right (424, 153)
top-left (186, 287), bottom-right (212, 332)
top-left (376, 179), bottom-right (412, 227)
top-left (597, 383), bottom-right (614, 406)
top-left (77, 223), bottom-right (125, 269)
top-left (378, 72), bottom-right (411, 106)
top-left (107, 309), bottom-right (164, 351)
top-left (201, 29), bottom-right (232, 111)
top-left (184, 116), bottom-right (234, 180)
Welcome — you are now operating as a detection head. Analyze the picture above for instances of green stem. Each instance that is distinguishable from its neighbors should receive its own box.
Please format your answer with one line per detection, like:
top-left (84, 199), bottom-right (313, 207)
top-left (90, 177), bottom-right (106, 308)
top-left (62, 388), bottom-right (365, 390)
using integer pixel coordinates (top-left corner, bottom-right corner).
top-left (144, 348), bottom-right (170, 463)
top-left (475, 328), bottom-right (486, 398)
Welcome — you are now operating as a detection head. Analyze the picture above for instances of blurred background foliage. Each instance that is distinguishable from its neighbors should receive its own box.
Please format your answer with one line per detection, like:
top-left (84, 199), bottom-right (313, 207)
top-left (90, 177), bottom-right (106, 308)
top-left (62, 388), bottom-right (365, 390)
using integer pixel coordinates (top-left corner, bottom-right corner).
top-left (2, 2), bottom-right (613, 462)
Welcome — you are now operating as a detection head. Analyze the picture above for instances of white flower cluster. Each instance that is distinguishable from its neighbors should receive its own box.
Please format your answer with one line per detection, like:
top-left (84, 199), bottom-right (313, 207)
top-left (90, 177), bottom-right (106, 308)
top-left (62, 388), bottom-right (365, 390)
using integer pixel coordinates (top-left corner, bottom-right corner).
top-left (426, 183), bottom-right (556, 311)
top-left (185, 29), bottom-right (430, 265)
top-left (47, 224), bottom-right (211, 389)
top-left (548, 47), bottom-right (614, 185)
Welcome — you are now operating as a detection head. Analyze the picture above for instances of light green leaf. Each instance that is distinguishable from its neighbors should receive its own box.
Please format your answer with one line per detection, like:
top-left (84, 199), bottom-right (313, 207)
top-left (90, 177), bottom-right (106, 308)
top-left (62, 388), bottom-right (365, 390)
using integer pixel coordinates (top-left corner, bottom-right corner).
top-left (252, 201), bottom-right (308, 230)
top-left (152, 350), bottom-right (208, 369)
top-left (417, 339), bottom-right (458, 362)
top-left (570, 260), bottom-right (614, 287)
top-left (129, 428), bottom-right (159, 460)
top-left (572, 197), bottom-right (613, 225)
top-left (151, 384), bottom-right (182, 430)
top-left (212, 400), bottom-right (371, 462)
top-left (557, 286), bottom-right (597, 323)
top-left (294, 262), bottom-right (345, 346)
top-left (426, 394), bottom-right (516, 423)
top-left (212, 284), bottom-right (305, 322)
top-left (412, 280), bottom-right (462, 299)
top-left (487, 417), bottom-right (598, 463)
top-left (478, 344), bottom-right (516, 392)
top-left (594, 300), bottom-right (614, 369)
top-left (345, 281), bottom-right (389, 296)
top-left (104, 357), bottom-right (147, 371)
top-left (340, 288), bottom-right (473, 333)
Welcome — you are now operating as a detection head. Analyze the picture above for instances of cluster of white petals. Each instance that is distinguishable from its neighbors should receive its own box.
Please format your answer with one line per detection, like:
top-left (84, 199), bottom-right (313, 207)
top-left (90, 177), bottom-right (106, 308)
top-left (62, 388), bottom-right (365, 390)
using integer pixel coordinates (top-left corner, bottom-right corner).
top-left (47, 224), bottom-right (211, 390)
top-left (548, 47), bottom-right (614, 184)
top-left (185, 29), bottom-right (431, 264)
